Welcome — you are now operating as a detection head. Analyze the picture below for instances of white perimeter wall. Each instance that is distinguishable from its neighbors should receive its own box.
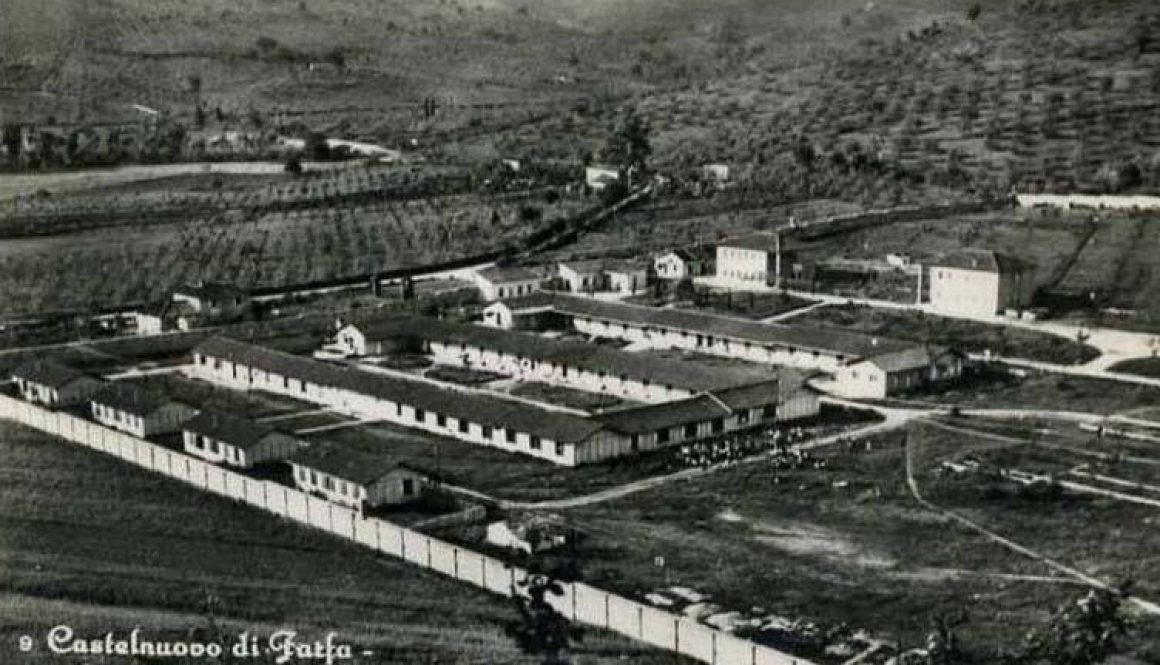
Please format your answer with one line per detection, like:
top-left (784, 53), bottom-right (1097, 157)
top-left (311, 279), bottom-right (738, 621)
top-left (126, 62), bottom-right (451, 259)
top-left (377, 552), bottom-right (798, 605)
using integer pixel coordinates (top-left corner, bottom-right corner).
top-left (0, 394), bottom-right (816, 665)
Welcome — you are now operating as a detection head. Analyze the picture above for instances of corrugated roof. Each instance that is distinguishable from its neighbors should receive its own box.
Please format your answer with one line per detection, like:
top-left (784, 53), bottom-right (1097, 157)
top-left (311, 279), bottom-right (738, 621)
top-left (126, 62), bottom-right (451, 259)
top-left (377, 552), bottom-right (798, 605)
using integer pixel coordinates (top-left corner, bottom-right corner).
top-left (347, 315), bottom-right (777, 394)
top-left (10, 360), bottom-right (94, 389)
top-left (194, 337), bottom-right (605, 444)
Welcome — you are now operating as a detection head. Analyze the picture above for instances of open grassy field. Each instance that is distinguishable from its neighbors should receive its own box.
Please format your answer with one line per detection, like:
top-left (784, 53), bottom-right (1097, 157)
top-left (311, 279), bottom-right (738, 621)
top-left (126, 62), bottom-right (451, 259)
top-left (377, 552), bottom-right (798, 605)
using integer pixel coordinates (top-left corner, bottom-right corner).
top-left (892, 364), bottom-right (1160, 415)
top-left (792, 304), bottom-right (1100, 364)
top-left (1110, 356), bottom-right (1160, 379)
top-left (0, 420), bottom-right (691, 664)
top-left (507, 421), bottom-right (1160, 662)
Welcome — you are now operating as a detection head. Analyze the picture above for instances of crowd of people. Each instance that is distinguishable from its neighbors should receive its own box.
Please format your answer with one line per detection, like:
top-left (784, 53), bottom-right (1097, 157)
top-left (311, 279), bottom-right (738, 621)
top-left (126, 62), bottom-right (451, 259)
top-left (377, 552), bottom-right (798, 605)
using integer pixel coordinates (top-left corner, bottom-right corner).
top-left (670, 425), bottom-right (812, 470)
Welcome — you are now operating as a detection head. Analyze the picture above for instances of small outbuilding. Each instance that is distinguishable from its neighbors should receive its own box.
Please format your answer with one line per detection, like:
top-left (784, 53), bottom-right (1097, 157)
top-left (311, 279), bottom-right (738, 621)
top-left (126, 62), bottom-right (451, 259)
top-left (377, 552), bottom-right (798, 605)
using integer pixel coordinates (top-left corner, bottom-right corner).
top-left (10, 360), bottom-right (103, 408)
top-left (654, 247), bottom-right (714, 281)
top-left (584, 165), bottom-right (620, 191)
top-left (472, 265), bottom-right (544, 302)
top-left (558, 259), bottom-right (607, 293)
top-left (832, 346), bottom-right (965, 399)
top-left (288, 441), bottom-right (428, 510)
top-left (90, 383), bottom-right (198, 438)
top-left (182, 410), bottom-right (307, 469)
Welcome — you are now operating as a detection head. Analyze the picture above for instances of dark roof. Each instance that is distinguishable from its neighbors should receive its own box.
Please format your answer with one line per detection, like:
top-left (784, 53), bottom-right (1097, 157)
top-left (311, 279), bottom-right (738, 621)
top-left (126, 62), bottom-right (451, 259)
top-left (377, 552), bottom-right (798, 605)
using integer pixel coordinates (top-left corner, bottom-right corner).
top-left (934, 249), bottom-right (1035, 274)
top-left (92, 382), bottom-right (184, 416)
top-left (346, 315), bottom-right (777, 393)
top-left (194, 337), bottom-right (605, 444)
top-left (595, 380), bottom-right (797, 435)
top-left (596, 395), bottom-right (731, 434)
top-left (289, 440), bottom-right (420, 486)
top-left (497, 294), bottom-right (916, 360)
top-left (10, 360), bottom-right (94, 389)
top-left (183, 410), bottom-right (281, 451)
top-left (477, 266), bottom-right (543, 283)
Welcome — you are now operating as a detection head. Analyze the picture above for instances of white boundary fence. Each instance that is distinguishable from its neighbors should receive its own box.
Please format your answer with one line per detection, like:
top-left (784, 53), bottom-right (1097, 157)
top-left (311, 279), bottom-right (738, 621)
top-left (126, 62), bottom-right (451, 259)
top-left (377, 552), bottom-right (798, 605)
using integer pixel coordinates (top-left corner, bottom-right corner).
top-left (1016, 193), bottom-right (1160, 211)
top-left (0, 395), bottom-right (813, 665)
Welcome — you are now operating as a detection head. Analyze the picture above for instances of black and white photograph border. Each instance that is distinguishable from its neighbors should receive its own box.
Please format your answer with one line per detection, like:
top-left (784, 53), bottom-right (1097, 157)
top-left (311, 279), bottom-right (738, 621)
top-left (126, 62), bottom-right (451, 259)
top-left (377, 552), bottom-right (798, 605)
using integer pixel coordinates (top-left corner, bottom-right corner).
top-left (1, 0), bottom-right (1159, 663)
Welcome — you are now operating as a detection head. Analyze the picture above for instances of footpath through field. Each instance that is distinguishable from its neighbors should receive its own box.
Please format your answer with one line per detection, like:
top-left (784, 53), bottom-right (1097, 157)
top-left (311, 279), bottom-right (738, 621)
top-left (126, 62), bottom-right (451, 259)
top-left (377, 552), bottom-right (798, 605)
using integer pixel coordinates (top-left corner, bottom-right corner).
top-left (903, 437), bottom-right (1160, 617)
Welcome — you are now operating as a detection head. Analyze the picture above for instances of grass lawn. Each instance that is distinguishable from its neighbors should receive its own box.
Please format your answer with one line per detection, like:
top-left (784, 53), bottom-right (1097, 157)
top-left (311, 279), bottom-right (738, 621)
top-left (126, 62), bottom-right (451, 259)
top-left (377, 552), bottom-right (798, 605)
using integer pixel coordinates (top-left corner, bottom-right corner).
top-left (120, 374), bottom-right (316, 420)
top-left (514, 422), bottom-right (1160, 662)
top-left (895, 365), bottom-right (1160, 414)
top-left (0, 421), bottom-right (690, 664)
top-left (1109, 357), bottom-right (1160, 379)
top-left (507, 381), bottom-right (640, 413)
top-left (792, 305), bottom-right (1099, 364)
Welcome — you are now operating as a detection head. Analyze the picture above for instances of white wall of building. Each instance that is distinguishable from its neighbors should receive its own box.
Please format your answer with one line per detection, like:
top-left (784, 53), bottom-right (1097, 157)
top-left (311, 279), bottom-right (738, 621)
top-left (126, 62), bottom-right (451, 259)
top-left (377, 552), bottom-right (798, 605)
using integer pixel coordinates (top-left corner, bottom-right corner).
top-left (185, 354), bottom-right (582, 466)
top-left (929, 268), bottom-right (1002, 317)
top-left (571, 316), bottom-right (845, 373)
top-left (654, 254), bottom-right (689, 280)
top-left (428, 340), bottom-right (696, 404)
top-left (716, 246), bottom-right (772, 285)
top-left (91, 403), bottom-right (194, 438)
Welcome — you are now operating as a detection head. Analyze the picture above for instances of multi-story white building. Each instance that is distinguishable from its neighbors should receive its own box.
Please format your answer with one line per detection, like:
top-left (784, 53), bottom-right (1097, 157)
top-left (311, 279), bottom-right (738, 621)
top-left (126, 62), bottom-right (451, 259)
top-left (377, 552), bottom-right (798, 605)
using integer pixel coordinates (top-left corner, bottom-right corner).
top-left (929, 250), bottom-right (1036, 317)
top-left (716, 234), bottom-right (780, 287)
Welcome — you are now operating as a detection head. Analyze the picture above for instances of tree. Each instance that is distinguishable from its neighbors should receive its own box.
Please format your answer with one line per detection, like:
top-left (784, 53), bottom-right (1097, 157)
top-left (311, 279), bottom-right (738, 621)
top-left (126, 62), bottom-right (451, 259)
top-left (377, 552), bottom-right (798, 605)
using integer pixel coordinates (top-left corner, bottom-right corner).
top-left (599, 109), bottom-right (651, 177)
top-left (966, 3), bottom-right (982, 21)
top-left (2, 123), bottom-right (22, 163)
top-left (304, 132), bottom-right (331, 161)
top-left (1016, 587), bottom-right (1131, 665)
top-left (505, 572), bottom-right (582, 665)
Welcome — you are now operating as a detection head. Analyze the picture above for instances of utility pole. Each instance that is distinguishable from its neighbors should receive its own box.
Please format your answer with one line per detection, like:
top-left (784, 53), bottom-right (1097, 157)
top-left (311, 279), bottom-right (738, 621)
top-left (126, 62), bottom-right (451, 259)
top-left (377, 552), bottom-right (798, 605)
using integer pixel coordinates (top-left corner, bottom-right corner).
top-left (915, 263), bottom-right (923, 305)
top-left (773, 231), bottom-right (783, 290)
